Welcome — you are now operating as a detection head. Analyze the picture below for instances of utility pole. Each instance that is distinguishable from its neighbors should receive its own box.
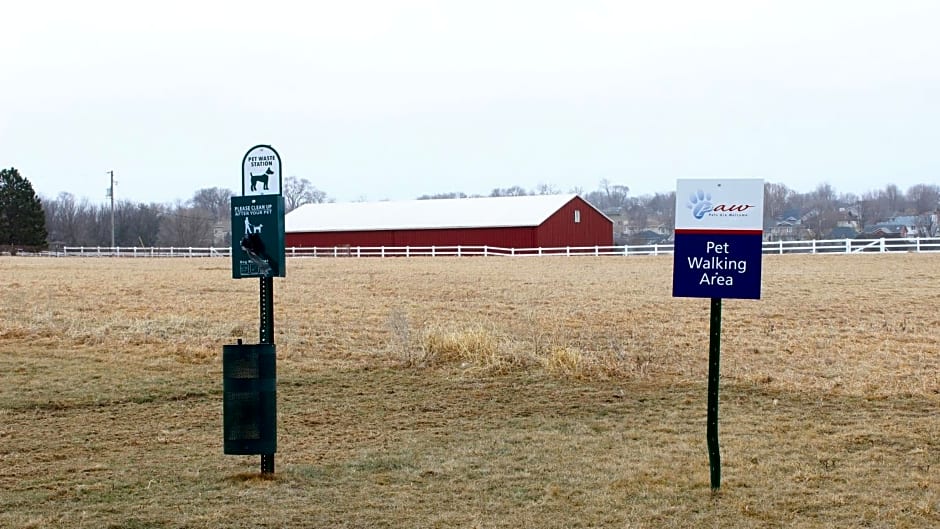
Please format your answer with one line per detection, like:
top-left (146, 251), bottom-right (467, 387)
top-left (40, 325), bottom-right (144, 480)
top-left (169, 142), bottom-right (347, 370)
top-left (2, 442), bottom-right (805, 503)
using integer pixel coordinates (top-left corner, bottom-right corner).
top-left (107, 170), bottom-right (115, 248)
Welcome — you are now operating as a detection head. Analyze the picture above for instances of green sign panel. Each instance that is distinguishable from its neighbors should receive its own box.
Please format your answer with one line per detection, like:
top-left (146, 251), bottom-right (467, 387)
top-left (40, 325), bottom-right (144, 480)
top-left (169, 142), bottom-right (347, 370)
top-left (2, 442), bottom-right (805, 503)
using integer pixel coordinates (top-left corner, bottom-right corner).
top-left (231, 195), bottom-right (285, 279)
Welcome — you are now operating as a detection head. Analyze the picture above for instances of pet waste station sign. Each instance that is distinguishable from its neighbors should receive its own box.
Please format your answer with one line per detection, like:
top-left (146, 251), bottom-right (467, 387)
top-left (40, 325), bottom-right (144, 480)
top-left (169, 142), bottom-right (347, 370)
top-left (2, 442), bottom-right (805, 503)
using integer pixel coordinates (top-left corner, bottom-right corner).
top-left (230, 195), bottom-right (285, 278)
top-left (673, 179), bottom-right (764, 299)
top-left (223, 144), bottom-right (286, 477)
top-left (242, 145), bottom-right (282, 196)
top-left (672, 178), bottom-right (763, 492)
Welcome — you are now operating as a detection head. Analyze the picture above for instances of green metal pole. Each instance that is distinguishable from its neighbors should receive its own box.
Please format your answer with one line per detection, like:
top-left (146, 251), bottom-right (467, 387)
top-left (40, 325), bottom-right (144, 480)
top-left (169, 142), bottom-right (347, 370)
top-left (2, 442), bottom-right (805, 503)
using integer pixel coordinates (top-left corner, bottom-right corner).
top-left (260, 276), bottom-right (275, 474)
top-left (707, 297), bottom-right (722, 490)
top-left (260, 277), bottom-right (274, 344)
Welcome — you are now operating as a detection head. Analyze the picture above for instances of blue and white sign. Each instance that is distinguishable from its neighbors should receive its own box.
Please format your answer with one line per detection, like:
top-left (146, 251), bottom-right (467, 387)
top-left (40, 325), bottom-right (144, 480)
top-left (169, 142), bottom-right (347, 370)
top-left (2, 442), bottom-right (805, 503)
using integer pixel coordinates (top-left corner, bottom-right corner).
top-left (672, 179), bottom-right (764, 300)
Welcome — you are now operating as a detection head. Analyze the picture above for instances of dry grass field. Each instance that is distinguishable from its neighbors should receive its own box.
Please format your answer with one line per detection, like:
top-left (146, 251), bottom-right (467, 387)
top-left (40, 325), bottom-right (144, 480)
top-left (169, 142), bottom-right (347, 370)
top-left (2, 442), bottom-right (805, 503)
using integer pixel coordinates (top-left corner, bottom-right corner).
top-left (1, 254), bottom-right (938, 528)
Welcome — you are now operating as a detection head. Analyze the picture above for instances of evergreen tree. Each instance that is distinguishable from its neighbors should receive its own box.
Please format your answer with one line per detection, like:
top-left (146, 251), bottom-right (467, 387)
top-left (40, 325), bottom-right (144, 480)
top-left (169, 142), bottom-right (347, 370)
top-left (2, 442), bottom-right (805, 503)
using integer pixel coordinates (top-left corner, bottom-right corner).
top-left (0, 167), bottom-right (48, 251)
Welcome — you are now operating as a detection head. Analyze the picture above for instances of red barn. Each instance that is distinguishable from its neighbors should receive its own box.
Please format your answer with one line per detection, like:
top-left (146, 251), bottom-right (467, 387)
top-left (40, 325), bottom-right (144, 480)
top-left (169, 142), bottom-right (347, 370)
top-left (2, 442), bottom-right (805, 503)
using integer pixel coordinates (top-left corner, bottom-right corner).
top-left (285, 194), bottom-right (612, 249)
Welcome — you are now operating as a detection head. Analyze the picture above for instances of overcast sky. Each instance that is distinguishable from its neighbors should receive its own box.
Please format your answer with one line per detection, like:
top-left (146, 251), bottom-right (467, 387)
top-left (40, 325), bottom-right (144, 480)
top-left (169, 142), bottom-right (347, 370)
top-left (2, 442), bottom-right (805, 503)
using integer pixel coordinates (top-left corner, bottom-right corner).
top-left (2, 0), bottom-right (938, 205)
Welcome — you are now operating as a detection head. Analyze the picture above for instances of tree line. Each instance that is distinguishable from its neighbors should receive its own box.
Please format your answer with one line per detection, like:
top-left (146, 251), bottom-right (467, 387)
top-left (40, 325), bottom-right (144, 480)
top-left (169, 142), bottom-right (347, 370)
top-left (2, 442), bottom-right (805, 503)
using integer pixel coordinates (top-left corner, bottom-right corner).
top-left (0, 170), bottom-right (329, 250)
top-left (762, 182), bottom-right (940, 238)
top-left (41, 177), bottom-right (328, 249)
top-left (3, 164), bottom-right (939, 250)
top-left (409, 179), bottom-right (940, 241)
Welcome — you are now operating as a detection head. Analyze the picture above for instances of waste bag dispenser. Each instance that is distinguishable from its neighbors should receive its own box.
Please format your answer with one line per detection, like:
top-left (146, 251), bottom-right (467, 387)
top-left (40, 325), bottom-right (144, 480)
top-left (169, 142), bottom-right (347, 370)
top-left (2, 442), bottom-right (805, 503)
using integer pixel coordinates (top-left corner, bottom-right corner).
top-left (223, 342), bottom-right (276, 456)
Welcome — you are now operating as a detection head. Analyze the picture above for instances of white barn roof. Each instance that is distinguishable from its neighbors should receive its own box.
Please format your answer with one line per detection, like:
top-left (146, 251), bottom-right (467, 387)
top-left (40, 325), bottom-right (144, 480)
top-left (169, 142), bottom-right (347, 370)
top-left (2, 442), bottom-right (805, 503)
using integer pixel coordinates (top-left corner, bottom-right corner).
top-left (286, 194), bottom-right (599, 233)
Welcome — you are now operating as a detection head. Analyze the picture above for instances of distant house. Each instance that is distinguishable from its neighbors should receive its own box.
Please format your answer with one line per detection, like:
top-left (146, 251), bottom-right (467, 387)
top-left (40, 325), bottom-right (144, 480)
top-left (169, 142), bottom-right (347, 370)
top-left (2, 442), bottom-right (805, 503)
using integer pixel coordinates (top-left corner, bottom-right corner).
top-left (765, 209), bottom-right (813, 241)
top-left (837, 205), bottom-right (861, 228)
top-left (212, 222), bottom-right (230, 246)
top-left (860, 223), bottom-right (909, 239)
top-left (860, 215), bottom-right (925, 239)
top-left (603, 207), bottom-right (629, 244)
top-left (765, 216), bottom-right (801, 241)
top-left (928, 213), bottom-right (940, 237)
top-left (826, 226), bottom-right (859, 240)
top-left (628, 230), bottom-right (668, 245)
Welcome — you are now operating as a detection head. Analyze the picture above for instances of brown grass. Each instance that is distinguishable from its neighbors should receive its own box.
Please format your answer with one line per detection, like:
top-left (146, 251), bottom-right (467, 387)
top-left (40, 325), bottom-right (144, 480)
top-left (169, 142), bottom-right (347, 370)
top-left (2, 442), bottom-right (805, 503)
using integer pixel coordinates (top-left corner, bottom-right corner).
top-left (0, 255), bottom-right (938, 528)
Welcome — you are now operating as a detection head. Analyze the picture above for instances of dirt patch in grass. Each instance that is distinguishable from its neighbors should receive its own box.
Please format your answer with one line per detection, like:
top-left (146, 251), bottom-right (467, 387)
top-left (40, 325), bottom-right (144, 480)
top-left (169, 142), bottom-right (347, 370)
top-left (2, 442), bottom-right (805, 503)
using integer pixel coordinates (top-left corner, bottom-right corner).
top-left (1, 255), bottom-right (938, 527)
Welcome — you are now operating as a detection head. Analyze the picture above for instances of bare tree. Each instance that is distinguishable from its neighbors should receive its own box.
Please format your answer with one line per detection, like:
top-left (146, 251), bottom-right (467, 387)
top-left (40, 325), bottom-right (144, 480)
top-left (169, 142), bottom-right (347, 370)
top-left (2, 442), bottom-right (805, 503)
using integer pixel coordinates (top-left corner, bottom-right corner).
top-left (115, 201), bottom-right (163, 246)
top-left (78, 202), bottom-right (111, 246)
top-left (763, 182), bottom-right (793, 221)
top-left (190, 187), bottom-right (234, 221)
top-left (882, 184), bottom-right (902, 215)
top-left (623, 198), bottom-right (647, 231)
top-left (490, 186), bottom-right (528, 197)
top-left (644, 192), bottom-right (676, 232)
top-left (601, 179), bottom-right (630, 209)
top-left (583, 180), bottom-right (630, 211)
top-left (44, 192), bottom-right (81, 246)
top-left (43, 193), bottom-right (113, 246)
top-left (857, 190), bottom-right (886, 229)
top-left (801, 183), bottom-right (840, 237)
top-left (283, 176), bottom-right (328, 213)
top-left (417, 192), bottom-right (468, 200)
top-left (914, 213), bottom-right (938, 238)
top-left (157, 203), bottom-right (214, 246)
top-left (906, 184), bottom-right (940, 214)
top-left (534, 183), bottom-right (560, 195)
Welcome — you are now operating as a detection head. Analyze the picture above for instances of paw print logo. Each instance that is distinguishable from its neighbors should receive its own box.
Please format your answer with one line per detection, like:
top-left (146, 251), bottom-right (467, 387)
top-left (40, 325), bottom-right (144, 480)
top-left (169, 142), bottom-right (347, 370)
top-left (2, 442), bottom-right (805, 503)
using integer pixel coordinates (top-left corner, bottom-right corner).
top-left (687, 190), bottom-right (713, 220)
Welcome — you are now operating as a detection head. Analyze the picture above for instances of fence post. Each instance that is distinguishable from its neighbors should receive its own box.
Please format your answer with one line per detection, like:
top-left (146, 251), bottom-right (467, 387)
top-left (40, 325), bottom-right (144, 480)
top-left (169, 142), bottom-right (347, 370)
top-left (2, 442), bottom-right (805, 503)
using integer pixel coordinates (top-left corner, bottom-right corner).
top-left (779, 240), bottom-right (783, 255)
top-left (880, 238), bottom-right (886, 253)
top-left (406, 246), bottom-right (410, 258)
top-left (916, 238), bottom-right (921, 253)
top-left (654, 244), bottom-right (659, 256)
top-left (538, 247), bottom-right (543, 256)
top-left (595, 245), bottom-right (599, 256)
top-left (566, 246), bottom-right (570, 256)
top-left (511, 248), bottom-right (516, 256)
top-left (457, 245), bottom-right (462, 257)
top-left (845, 239), bottom-right (851, 253)
top-left (812, 240), bottom-right (816, 254)
top-left (484, 246), bottom-right (488, 257)
top-left (381, 246), bottom-right (385, 258)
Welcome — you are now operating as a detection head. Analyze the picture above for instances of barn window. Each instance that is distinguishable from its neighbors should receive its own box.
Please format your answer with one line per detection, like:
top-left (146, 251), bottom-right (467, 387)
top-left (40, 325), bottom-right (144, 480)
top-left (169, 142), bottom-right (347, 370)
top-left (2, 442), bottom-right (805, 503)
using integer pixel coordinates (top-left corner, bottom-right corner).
top-left (574, 209), bottom-right (581, 223)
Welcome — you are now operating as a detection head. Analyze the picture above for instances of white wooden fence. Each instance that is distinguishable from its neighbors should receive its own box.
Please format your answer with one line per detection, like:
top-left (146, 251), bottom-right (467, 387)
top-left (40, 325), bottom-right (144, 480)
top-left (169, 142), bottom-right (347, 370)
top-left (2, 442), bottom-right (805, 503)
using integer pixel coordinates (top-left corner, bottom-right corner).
top-left (54, 237), bottom-right (940, 258)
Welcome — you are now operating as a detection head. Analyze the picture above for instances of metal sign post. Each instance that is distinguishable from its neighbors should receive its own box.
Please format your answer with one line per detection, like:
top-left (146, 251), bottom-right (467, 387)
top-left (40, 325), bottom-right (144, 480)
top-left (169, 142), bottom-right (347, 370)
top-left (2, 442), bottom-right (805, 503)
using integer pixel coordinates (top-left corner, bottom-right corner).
top-left (706, 297), bottom-right (722, 489)
top-left (224, 144), bottom-right (286, 476)
top-left (673, 178), bottom-right (763, 491)
top-left (259, 275), bottom-right (275, 475)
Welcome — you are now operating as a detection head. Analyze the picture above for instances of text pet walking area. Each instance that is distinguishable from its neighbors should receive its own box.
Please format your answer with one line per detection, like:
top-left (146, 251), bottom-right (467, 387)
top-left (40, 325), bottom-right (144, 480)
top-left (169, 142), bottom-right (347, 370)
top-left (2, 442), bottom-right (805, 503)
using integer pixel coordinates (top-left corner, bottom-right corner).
top-left (672, 178), bottom-right (764, 491)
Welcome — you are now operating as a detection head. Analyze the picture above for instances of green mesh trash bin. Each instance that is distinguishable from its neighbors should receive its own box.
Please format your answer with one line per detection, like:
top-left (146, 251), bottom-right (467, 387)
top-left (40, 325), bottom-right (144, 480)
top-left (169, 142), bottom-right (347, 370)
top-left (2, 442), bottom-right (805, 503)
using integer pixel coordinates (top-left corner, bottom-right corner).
top-left (223, 343), bottom-right (276, 455)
